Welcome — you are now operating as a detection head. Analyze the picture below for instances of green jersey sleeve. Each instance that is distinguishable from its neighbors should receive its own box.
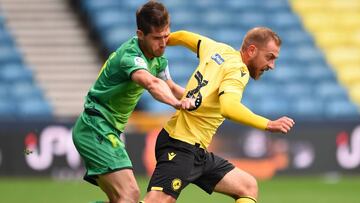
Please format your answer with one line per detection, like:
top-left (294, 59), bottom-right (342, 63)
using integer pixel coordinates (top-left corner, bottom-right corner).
top-left (121, 54), bottom-right (149, 78)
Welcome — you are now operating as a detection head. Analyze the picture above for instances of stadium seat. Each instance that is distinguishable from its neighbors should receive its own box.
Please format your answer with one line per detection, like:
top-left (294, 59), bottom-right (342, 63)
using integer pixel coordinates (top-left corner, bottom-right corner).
top-left (324, 98), bottom-right (360, 119)
top-left (0, 82), bottom-right (9, 98)
top-left (171, 10), bottom-right (200, 28)
top-left (305, 63), bottom-right (337, 83)
top-left (11, 81), bottom-right (45, 101)
top-left (282, 82), bottom-right (313, 100)
top-left (262, 0), bottom-right (291, 13)
top-left (102, 27), bottom-right (135, 52)
top-left (0, 46), bottom-right (22, 64)
top-left (16, 98), bottom-right (53, 120)
top-left (0, 64), bottom-right (33, 83)
top-left (256, 96), bottom-right (291, 117)
top-left (291, 97), bottom-right (324, 118)
top-left (244, 81), bottom-right (281, 100)
top-left (90, 9), bottom-right (134, 34)
top-left (0, 30), bottom-right (14, 46)
top-left (316, 81), bottom-right (349, 101)
top-left (0, 99), bottom-right (17, 120)
top-left (81, 0), bottom-right (122, 13)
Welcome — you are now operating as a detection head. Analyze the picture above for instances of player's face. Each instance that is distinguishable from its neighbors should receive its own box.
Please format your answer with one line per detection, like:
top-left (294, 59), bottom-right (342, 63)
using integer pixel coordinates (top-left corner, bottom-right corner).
top-left (138, 25), bottom-right (170, 59)
top-left (247, 40), bottom-right (280, 80)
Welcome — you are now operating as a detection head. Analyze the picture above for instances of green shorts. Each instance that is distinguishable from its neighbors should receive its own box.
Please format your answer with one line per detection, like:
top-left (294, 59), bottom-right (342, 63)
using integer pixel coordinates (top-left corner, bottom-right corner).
top-left (72, 111), bottom-right (132, 185)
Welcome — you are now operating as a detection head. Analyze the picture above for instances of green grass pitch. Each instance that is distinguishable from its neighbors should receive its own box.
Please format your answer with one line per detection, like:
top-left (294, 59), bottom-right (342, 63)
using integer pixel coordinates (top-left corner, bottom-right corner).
top-left (1, 175), bottom-right (359, 203)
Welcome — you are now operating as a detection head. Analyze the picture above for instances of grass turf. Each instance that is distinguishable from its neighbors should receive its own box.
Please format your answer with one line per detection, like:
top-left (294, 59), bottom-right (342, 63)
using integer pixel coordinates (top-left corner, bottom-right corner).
top-left (1, 175), bottom-right (359, 203)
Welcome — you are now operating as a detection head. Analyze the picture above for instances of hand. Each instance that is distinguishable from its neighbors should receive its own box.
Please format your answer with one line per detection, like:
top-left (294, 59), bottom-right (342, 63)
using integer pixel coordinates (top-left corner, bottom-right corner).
top-left (179, 97), bottom-right (196, 110)
top-left (266, 116), bottom-right (295, 134)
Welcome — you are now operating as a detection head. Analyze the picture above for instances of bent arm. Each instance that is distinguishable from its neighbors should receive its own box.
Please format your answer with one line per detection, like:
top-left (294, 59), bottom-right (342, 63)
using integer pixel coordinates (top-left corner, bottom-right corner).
top-left (219, 92), bottom-right (269, 130)
top-left (131, 69), bottom-right (180, 109)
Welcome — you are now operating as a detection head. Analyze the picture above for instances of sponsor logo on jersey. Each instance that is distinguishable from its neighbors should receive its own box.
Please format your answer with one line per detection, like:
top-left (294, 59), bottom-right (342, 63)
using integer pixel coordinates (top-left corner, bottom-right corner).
top-left (134, 57), bottom-right (148, 69)
top-left (211, 53), bottom-right (224, 65)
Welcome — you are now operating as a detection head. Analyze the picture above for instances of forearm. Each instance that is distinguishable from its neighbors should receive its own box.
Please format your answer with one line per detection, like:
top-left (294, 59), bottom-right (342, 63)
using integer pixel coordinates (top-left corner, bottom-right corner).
top-left (147, 78), bottom-right (181, 109)
top-left (132, 70), bottom-right (181, 109)
top-left (220, 93), bottom-right (269, 130)
top-left (170, 83), bottom-right (185, 99)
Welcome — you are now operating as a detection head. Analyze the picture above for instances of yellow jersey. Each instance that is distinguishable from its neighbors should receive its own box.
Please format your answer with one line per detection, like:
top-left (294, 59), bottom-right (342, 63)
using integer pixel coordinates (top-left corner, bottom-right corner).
top-left (164, 31), bottom-right (251, 148)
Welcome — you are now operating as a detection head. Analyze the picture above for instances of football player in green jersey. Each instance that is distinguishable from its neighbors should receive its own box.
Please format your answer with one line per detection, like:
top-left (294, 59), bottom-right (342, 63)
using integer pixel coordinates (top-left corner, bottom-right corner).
top-left (72, 1), bottom-right (193, 203)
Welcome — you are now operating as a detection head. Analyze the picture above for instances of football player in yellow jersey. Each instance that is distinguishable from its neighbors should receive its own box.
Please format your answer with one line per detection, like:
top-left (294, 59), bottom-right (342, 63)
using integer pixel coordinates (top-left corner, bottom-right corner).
top-left (141, 27), bottom-right (295, 203)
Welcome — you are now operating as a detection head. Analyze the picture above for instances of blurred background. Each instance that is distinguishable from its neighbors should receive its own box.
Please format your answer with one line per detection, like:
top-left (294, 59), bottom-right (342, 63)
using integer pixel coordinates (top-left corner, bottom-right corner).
top-left (0, 0), bottom-right (359, 202)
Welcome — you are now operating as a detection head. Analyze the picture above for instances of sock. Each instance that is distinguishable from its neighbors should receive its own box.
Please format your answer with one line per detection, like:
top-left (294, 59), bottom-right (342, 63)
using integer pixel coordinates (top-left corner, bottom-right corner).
top-left (235, 196), bottom-right (257, 203)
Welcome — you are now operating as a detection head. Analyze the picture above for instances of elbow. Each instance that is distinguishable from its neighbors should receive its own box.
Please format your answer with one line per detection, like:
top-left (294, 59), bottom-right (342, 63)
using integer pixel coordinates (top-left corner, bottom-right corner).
top-left (220, 105), bottom-right (231, 119)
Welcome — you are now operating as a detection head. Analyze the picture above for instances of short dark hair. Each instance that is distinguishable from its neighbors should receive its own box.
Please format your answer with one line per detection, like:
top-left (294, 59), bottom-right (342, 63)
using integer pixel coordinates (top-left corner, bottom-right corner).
top-left (136, 1), bottom-right (170, 35)
top-left (241, 27), bottom-right (282, 51)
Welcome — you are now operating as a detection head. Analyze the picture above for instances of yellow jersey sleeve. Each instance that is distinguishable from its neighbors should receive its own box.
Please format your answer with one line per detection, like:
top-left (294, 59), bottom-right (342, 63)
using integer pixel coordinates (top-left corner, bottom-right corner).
top-left (218, 60), bottom-right (268, 130)
top-left (219, 92), bottom-right (269, 130)
top-left (168, 30), bottom-right (216, 59)
top-left (219, 62), bottom-right (249, 101)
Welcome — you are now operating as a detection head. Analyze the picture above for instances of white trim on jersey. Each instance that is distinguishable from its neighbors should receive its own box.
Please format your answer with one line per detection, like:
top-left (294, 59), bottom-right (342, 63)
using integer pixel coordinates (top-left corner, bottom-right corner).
top-left (157, 65), bottom-right (172, 81)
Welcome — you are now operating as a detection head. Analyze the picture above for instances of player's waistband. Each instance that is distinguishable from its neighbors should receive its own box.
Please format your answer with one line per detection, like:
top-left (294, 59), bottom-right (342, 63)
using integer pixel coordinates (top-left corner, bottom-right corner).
top-left (84, 108), bottom-right (123, 136)
top-left (160, 128), bottom-right (205, 150)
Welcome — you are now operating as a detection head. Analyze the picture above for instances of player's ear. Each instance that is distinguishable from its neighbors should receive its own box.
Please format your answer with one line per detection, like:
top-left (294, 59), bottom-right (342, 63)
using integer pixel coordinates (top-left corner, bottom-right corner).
top-left (248, 45), bottom-right (257, 57)
top-left (137, 29), bottom-right (144, 40)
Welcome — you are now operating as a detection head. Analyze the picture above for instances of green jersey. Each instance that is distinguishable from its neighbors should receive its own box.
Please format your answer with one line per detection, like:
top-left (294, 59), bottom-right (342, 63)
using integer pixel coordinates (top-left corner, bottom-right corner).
top-left (84, 36), bottom-right (169, 132)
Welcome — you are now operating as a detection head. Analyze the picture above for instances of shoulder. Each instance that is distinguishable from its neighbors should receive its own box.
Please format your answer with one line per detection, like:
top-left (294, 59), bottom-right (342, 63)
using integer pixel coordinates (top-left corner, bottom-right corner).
top-left (117, 38), bottom-right (148, 69)
top-left (156, 56), bottom-right (168, 68)
top-left (222, 52), bottom-right (249, 78)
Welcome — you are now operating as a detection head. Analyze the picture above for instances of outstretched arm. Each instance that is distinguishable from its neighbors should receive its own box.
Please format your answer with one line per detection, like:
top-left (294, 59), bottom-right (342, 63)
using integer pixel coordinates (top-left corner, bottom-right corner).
top-left (132, 69), bottom-right (181, 109)
top-left (219, 92), bottom-right (294, 133)
top-left (132, 69), bottom-right (194, 110)
top-left (168, 30), bottom-right (201, 53)
top-left (168, 30), bottom-right (215, 58)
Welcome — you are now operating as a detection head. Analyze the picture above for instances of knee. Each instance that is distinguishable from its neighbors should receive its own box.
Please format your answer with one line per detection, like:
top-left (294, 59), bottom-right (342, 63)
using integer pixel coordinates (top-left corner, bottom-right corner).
top-left (237, 175), bottom-right (258, 199)
top-left (125, 185), bottom-right (141, 203)
top-left (113, 184), bottom-right (140, 203)
top-left (247, 176), bottom-right (258, 198)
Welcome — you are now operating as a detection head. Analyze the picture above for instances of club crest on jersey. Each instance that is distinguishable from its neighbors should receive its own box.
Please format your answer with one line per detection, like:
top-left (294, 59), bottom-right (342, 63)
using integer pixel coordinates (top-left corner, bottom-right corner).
top-left (171, 178), bottom-right (182, 191)
top-left (134, 57), bottom-right (147, 69)
top-left (211, 53), bottom-right (224, 65)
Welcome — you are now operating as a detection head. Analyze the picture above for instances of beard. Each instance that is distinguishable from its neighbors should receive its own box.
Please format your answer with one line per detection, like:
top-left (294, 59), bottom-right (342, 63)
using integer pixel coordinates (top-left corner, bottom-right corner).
top-left (247, 60), bottom-right (258, 79)
top-left (153, 47), bottom-right (166, 57)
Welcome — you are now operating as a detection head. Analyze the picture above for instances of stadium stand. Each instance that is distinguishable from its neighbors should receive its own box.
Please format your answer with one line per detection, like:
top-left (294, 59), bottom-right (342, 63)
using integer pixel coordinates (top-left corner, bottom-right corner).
top-left (75, 0), bottom-right (360, 120)
top-left (290, 0), bottom-right (360, 118)
top-left (0, 9), bottom-right (52, 120)
top-left (0, 0), bottom-right (102, 119)
top-left (0, 0), bottom-right (358, 121)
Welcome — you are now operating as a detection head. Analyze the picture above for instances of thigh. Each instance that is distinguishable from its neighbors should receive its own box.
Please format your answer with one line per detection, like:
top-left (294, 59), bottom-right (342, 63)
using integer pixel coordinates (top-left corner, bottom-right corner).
top-left (193, 153), bottom-right (234, 194)
top-left (97, 169), bottom-right (139, 202)
top-left (147, 131), bottom-right (195, 200)
top-left (72, 113), bottom-right (132, 185)
top-left (214, 167), bottom-right (258, 199)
